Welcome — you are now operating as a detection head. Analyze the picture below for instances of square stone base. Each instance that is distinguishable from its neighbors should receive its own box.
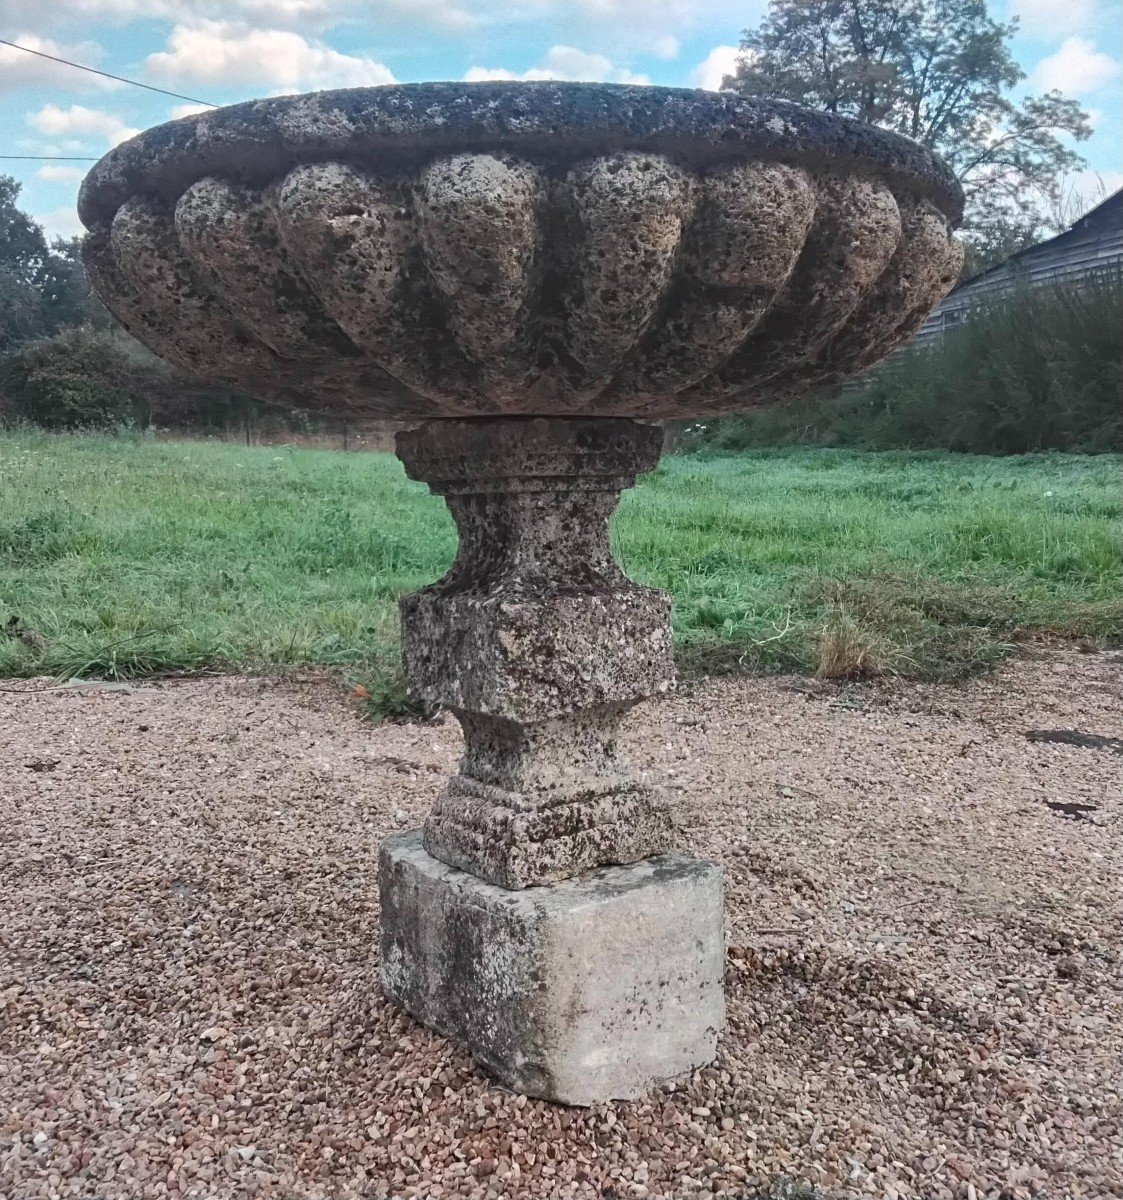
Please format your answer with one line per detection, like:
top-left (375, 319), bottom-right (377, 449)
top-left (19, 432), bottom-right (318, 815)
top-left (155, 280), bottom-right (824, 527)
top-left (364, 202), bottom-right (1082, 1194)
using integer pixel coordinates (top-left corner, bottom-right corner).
top-left (379, 832), bottom-right (724, 1106)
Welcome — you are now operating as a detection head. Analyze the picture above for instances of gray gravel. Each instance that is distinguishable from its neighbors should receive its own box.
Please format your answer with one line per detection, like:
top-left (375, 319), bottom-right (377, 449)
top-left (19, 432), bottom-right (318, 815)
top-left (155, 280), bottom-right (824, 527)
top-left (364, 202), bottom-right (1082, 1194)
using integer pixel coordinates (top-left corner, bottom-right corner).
top-left (1, 649), bottom-right (1120, 1199)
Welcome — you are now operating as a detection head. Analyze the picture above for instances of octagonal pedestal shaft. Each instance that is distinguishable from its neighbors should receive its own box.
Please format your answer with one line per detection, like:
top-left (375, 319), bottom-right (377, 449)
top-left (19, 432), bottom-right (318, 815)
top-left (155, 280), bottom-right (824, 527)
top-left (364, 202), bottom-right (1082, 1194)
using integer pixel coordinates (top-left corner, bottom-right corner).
top-left (381, 417), bottom-right (724, 1104)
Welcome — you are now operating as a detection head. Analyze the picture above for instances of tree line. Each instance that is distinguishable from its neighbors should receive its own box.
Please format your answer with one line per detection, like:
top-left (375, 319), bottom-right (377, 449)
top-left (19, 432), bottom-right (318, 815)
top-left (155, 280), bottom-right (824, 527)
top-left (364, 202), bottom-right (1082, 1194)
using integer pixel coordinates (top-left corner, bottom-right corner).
top-left (0, 177), bottom-right (103, 351)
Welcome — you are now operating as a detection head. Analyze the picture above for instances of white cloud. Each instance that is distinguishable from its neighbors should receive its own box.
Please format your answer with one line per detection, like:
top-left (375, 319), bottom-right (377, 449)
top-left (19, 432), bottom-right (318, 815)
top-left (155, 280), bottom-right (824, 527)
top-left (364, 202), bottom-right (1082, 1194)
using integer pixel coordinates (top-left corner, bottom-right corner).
top-left (28, 105), bottom-right (141, 147)
top-left (36, 164), bottom-right (88, 184)
top-left (33, 206), bottom-right (85, 241)
top-left (0, 0), bottom-right (753, 49)
top-left (1032, 36), bottom-right (1120, 94)
top-left (653, 36), bottom-right (680, 60)
top-left (526, 46), bottom-right (622, 82)
top-left (236, 0), bottom-right (477, 32)
top-left (0, 33), bottom-right (118, 93)
top-left (3, 0), bottom-right (477, 29)
top-left (462, 67), bottom-right (519, 81)
top-left (690, 45), bottom-right (741, 91)
top-left (170, 103), bottom-right (214, 119)
top-left (464, 44), bottom-right (649, 85)
top-left (237, 0), bottom-right (345, 22)
top-left (20, 137), bottom-right (94, 155)
top-left (9, 0), bottom-right (345, 30)
top-left (145, 20), bottom-right (397, 90)
top-left (0, 0), bottom-right (753, 65)
top-left (35, 0), bottom-right (165, 14)
top-left (1009, 0), bottom-right (1099, 39)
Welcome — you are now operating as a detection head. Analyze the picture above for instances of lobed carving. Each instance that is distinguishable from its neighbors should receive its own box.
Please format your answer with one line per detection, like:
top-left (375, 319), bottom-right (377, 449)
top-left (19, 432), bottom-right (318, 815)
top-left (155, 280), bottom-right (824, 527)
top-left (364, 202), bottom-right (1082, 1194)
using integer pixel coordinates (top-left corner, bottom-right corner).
top-left (83, 125), bottom-right (961, 418)
top-left (561, 152), bottom-right (693, 402)
top-left (416, 154), bottom-right (542, 401)
top-left (615, 161), bottom-right (817, 400)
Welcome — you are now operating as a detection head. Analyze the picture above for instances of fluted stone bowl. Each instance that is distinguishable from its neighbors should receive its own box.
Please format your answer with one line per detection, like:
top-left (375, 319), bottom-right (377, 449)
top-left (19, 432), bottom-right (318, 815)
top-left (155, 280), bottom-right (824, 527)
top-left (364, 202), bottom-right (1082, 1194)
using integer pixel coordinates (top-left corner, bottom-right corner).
top-left (79, 82), bottom-right (964, 419)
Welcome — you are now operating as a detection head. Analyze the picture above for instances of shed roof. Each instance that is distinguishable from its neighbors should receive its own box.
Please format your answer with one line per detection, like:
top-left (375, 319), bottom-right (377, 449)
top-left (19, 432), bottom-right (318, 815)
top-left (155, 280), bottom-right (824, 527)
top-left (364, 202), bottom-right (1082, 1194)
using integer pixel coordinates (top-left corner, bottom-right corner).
top-left (951, 187), bottom-right (1122, 294)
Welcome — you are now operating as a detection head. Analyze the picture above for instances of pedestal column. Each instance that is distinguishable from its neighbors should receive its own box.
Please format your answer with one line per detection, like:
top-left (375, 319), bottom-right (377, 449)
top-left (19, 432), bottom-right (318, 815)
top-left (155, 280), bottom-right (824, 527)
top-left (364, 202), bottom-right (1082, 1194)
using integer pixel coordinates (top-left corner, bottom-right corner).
top-left (397, 417), bottom-right (675, 889)
top-left (380, 417), bottom-right (724, 1105)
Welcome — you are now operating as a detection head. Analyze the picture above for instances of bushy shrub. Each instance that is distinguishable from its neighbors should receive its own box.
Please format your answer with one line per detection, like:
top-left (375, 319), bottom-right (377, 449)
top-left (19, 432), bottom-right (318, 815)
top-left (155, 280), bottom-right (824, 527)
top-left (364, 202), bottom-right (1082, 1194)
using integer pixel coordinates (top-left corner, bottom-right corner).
top-left (680, 277), bottom-right (1122, 455)
top-left (0, 326), bottom-right (148, 429)
top-left (0, 324), bottom-right (349, 439)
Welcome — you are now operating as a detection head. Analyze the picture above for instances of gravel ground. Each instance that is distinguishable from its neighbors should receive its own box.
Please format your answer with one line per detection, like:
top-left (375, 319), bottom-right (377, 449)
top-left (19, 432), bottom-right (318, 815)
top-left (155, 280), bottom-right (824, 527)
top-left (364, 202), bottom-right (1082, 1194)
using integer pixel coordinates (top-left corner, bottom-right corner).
top-left (1, 649), bottom-right (1120, 1200)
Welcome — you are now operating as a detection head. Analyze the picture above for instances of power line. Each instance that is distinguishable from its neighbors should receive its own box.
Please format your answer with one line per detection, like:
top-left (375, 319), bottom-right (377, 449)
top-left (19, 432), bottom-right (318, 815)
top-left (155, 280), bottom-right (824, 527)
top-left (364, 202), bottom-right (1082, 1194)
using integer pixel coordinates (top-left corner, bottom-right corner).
top-left (1, 154), bottom-right (100, 161)
top-left (0, 38), bottom-right (218, 107)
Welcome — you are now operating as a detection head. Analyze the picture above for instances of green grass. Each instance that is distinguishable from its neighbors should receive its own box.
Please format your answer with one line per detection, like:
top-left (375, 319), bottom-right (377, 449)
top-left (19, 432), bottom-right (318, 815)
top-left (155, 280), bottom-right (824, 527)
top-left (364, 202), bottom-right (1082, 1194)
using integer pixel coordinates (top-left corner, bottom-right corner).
top-left (1, 433), bottom-right (1119, 711)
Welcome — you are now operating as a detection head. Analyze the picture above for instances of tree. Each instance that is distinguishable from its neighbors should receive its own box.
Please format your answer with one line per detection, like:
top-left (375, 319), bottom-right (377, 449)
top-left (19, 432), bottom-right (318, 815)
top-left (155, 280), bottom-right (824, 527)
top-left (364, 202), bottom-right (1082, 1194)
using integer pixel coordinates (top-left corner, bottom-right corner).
top-left (0, 270), bottom-right (47, 352)
top-left (0, 176), bottom-right (112, 352)
top-left (38, 237), bottom-right (111, 333)
top-left (0, 175), bottom-right (50, 282)
top-left (0, 176), bottom-right (51, 351)
top-left (725, 0), bottom-right (1091, 272)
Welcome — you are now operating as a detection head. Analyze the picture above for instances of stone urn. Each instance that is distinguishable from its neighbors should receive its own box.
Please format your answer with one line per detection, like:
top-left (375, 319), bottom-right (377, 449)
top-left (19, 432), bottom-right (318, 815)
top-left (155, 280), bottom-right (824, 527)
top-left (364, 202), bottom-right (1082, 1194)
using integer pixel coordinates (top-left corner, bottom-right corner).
top-left (80, 82), bottom-right (963, 1105)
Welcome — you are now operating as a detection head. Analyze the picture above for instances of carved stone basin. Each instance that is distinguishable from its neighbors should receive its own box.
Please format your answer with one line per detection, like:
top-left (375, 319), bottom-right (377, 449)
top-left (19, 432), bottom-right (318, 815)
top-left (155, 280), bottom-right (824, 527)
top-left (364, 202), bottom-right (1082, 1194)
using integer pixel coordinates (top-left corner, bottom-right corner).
top-left (79, 82), bottom-right (963, 419)
top-left (80, 83), bottom-right (965, 1105)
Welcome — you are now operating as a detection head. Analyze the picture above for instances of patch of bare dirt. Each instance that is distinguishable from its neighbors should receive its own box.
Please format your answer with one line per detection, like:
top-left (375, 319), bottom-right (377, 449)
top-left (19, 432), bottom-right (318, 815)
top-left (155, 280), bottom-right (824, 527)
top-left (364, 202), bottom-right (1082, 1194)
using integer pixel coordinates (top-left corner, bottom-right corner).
top-left (1, 649), bottom-right (1119, 1199)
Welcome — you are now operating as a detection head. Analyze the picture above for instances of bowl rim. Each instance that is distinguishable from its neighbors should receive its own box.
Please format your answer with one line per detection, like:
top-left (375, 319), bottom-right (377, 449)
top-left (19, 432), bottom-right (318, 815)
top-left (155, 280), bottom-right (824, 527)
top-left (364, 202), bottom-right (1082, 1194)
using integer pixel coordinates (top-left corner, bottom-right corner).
top-left (78, 81), bottom-right (964, 229)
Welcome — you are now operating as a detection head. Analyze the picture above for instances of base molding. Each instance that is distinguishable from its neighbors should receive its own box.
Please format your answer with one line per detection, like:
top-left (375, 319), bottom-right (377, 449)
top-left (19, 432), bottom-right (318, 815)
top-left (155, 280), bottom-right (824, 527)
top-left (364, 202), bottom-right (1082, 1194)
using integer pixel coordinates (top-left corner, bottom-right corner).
top-left (422, 775), bottom-right (676, 889)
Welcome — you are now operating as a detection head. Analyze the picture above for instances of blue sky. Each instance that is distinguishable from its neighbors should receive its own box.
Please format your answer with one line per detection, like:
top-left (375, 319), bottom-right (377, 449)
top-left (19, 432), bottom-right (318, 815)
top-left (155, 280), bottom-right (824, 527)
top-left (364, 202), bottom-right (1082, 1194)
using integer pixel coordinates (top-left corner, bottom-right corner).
top-left (2, 0), bottom-right (1120, 241)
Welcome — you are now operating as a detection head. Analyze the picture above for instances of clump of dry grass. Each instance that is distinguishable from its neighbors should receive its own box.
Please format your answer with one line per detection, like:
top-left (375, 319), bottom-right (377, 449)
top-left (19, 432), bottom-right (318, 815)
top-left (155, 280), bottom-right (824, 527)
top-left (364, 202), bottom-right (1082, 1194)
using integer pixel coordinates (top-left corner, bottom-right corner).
top-left (817, 612), bottom-right (883, 679)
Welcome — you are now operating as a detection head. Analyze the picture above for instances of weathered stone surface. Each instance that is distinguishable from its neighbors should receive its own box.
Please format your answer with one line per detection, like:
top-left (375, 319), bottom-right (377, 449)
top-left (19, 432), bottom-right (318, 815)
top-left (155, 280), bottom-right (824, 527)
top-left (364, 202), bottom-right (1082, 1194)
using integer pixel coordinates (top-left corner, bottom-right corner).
top-left (86, 198), bottom-right (421, 415)
top-left (398, 417), bottom-right (675, 889)
top-left (808, 199), bottom-right (966, 386)
top-left (379, 831), bottom-right (725, 1106)
top-left (173, 176), bottom-right (355, 362)
top-left (613, 161), bottom-right (817, 400)
top-left (561, 152), bottom-right (692, 399)
top-left (73, 81), bottom-right (973, 1104)
top-left (680, 176), bottom-right (902, 411)
top-left (416, 154), bottom-right (542, 402)
top-left (80, 82), bottom-right (964, 419)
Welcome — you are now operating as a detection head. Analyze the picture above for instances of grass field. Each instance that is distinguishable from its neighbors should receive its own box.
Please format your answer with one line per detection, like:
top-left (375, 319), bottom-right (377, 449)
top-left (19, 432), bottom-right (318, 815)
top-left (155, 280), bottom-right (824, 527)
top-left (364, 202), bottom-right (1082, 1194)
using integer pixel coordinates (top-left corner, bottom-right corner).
top-left (1, 432), bottom-right (1119, 711)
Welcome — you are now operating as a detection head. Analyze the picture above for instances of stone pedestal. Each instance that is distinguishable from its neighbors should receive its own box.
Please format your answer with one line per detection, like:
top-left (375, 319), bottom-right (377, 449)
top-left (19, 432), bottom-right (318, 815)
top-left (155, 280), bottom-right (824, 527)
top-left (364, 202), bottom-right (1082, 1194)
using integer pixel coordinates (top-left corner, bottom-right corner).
top-left (380, 832), bottom-right (724, 1106)
top-left (382, 416), bottom-right (724, 1102)
top-left (80, 78), bottom-right (969, 1113)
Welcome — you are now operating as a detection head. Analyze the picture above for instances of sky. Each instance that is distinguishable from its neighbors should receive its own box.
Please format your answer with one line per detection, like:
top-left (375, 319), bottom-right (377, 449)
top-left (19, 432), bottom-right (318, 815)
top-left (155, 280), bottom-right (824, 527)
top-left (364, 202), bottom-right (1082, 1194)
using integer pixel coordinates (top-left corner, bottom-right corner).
top-left (2, 0), bottom-right (1120, 242)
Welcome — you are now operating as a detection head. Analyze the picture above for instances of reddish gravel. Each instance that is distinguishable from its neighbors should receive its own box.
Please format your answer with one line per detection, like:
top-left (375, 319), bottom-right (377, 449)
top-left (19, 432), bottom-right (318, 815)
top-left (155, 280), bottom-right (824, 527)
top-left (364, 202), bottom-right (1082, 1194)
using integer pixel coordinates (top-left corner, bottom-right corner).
top-left (1, 649), bottom-right (1120, 1200)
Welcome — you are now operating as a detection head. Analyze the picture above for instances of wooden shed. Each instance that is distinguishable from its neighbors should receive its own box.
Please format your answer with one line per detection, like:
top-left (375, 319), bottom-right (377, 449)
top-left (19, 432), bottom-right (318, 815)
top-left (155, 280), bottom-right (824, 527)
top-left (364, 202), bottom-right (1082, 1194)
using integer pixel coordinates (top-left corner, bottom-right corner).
top-left (913, 187), bottom-right (1123, 348)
